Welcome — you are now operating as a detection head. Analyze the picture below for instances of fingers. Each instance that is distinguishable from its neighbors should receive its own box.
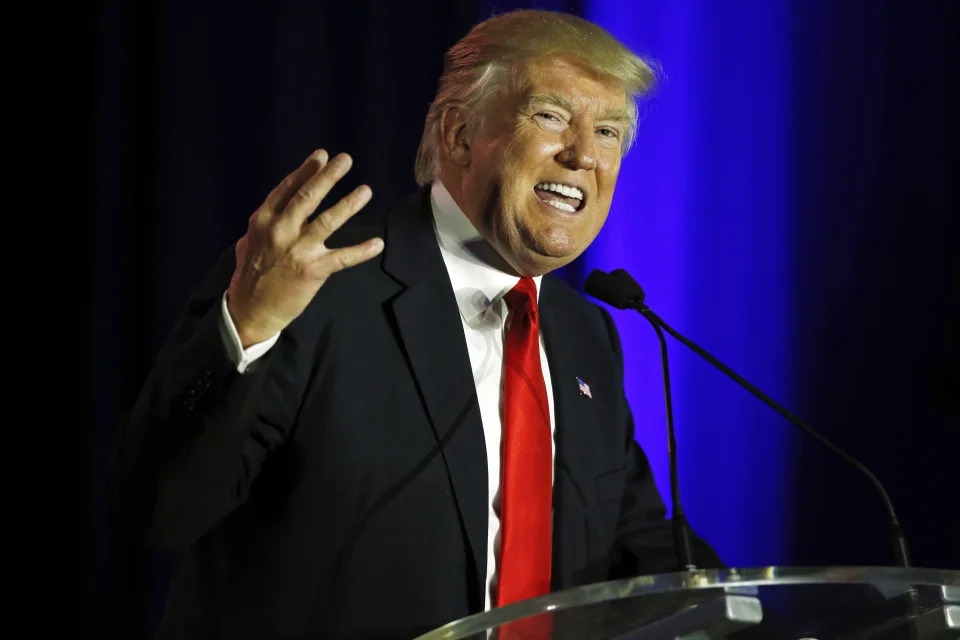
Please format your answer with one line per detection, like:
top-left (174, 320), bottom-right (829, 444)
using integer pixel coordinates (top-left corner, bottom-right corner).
top-left (320, 238), bottom-right (385, 276)
top-left (263, 149), bottom-right (329, 212)
top-left (278, 152), bottom-right (355, 232)
top-left (304, 184), bottom-right (373, 243)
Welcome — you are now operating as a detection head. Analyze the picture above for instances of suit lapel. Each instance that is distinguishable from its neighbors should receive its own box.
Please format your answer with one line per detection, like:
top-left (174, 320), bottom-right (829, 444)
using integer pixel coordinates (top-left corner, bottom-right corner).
top-left (382, 190), bottom-right (488, 609)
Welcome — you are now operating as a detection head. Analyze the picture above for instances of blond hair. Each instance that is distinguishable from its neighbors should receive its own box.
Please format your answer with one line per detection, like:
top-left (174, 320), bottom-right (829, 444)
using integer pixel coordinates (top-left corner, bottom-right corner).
top-left (414, 10), bottom-right (657, 185)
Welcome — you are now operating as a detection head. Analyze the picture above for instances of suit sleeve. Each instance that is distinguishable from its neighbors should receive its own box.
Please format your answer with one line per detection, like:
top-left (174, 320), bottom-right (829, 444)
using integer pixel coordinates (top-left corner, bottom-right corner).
top-left (111, 247), bottom-right (299, 548)
top-left (598, 308), bottom-right (726, 576)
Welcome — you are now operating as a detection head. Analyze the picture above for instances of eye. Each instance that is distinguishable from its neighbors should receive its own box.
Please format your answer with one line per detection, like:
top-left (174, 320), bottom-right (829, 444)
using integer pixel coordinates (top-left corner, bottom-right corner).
top-left (536, 112), bottom-right (561, 122)
top-left (597, 127), bottom-right (619, 139)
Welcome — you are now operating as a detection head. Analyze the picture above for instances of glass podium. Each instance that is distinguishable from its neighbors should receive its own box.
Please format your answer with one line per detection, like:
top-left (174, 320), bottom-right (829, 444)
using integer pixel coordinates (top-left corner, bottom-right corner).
top-left (415, 567), bottom-right (960, 639)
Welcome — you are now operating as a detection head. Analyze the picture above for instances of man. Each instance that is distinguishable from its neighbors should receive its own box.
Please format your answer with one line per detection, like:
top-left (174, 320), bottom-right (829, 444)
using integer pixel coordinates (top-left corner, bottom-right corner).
top-left (115, 10), bottom-right (722, 639)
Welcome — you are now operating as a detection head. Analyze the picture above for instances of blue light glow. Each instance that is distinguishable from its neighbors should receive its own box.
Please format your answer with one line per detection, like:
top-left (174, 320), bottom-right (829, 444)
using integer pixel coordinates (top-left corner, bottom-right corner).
top-left (583, 0), bottom-right (796, 566)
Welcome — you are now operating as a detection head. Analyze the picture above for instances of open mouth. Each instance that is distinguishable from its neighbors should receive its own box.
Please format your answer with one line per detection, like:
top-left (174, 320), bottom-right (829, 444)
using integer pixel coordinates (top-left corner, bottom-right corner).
top-left (534, 181), bottom-right (585, 213)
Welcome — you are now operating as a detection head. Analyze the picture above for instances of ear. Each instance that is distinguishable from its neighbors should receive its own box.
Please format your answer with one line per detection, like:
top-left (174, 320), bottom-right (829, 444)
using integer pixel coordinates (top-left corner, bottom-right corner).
top-left (439, 103), bottom-right (471, 167)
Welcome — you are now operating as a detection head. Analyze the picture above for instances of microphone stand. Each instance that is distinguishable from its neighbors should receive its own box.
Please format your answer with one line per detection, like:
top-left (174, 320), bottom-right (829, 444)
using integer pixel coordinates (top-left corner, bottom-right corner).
top-left (644, 316), bottom-right (698, 571)
top-left (586, 267), bottom-right (910, 567)
top-left (637, 305), bottom-right (911, 567)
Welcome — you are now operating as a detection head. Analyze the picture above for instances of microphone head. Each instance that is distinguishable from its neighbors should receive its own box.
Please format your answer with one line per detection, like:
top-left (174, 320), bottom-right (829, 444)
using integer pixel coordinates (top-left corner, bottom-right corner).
top-left (584, 269), bottom-right (647, 310)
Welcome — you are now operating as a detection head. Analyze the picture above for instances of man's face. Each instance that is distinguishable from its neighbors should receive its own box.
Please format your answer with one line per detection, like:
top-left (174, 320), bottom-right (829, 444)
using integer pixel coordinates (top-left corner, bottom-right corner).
top-left (457, 56), bottom-right (630, 276)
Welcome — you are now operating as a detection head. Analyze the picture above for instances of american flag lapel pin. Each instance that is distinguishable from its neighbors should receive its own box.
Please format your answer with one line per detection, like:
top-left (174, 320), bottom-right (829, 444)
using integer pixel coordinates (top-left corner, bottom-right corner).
top-left (576, 377), bottom-right (592, 399)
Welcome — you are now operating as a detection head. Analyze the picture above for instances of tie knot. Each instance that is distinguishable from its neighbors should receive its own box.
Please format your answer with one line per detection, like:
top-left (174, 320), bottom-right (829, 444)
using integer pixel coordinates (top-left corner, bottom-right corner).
top-left (504, 277), bottom-right (538, 314)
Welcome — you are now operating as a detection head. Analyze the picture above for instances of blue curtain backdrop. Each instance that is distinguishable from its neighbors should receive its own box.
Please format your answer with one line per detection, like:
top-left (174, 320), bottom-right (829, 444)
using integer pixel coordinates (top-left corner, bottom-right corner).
top-left (29, 1), bottom-right (957, 638)
top-left (579, 0), bottom-right (796, 567)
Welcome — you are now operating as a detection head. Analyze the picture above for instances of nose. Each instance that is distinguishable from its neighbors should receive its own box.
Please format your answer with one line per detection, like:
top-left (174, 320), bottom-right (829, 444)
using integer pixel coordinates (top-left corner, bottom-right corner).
top-left (556, 126), bottom-right (597, 171)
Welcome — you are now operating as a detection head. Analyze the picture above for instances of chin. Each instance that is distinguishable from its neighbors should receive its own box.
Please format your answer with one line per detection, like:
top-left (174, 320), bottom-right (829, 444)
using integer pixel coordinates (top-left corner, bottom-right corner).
top-left (514, 247), bottom-right (581, 276)
top-left (528, 224), bottom-right (585, 257)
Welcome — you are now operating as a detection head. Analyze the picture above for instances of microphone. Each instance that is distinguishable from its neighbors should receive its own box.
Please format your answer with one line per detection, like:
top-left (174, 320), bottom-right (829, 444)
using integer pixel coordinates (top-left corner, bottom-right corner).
top-left (585, 269), bottom-right (697, 571)
top-left (584, 268), bottom-right (911, 568)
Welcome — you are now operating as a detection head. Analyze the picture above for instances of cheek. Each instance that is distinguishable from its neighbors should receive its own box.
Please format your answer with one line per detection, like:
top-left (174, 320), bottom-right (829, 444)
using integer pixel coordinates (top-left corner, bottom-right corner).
top-left (505, 126), bottom-right (565, 167)
top-left (596, 161), bottom-right (621, 202)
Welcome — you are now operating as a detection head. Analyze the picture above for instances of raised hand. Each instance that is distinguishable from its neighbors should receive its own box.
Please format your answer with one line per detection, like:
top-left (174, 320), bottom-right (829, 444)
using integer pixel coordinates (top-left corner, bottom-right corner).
top-left (226, 149), bottom-right (383, 347)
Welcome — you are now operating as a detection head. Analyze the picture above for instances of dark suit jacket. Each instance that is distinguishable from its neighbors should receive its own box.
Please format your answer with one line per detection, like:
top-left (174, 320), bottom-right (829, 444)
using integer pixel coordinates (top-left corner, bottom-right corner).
top-left (114, 188), bottom-right (722, 640)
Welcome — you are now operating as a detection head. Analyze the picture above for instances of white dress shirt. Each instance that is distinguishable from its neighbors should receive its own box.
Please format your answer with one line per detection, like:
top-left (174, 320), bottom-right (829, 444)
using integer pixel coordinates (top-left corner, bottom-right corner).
top-left (219, 181), bottom-right (556, 611)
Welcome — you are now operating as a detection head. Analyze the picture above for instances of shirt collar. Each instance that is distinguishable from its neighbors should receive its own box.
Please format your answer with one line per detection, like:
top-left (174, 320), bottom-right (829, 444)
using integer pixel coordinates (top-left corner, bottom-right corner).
top-left (430, 181), bottom-right (542, 323)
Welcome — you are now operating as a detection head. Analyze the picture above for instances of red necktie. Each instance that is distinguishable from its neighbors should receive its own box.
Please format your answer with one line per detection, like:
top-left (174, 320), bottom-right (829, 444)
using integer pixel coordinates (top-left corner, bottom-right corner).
top-left (497, 277), bottom-right (553, 609)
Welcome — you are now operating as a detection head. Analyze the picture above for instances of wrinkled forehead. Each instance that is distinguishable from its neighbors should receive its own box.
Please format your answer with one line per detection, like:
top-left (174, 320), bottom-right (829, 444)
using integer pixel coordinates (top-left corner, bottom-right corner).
top-left (511, 55), bottom-right (630, 118)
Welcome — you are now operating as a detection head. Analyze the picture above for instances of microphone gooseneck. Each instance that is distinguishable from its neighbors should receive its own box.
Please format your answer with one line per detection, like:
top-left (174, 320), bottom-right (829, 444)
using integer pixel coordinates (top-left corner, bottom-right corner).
top-left (584, 270), bottom-right (697, 571)
top-left (584, 268), bottom-right (911, 568)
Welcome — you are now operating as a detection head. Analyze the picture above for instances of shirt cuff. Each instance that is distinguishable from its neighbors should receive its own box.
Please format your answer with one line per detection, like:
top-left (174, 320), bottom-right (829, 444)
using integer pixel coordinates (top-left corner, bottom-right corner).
top-left (219, 292), bottom-right (281, 373)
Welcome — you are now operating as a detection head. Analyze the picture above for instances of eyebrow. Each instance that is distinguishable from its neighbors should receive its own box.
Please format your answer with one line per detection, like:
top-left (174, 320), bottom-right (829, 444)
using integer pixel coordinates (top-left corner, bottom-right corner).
top-left (526, 91), bottom-right (632, 125)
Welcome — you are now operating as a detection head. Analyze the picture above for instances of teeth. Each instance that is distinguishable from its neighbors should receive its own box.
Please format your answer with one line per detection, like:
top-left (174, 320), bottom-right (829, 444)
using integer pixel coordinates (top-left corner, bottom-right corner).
top-left (545, 199), bottom-right (576, 213)
top-left (535, 182), bottom-right (584, 201)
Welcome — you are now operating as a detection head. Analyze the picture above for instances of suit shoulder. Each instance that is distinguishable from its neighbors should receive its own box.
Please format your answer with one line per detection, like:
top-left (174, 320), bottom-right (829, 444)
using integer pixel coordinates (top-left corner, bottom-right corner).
top-left (542, 272), bottom-right (621, 353)
top-left (543, 273), bottom-right (611, 322)
top-left (325, 220), bottom-right (386, 250)
top-left (325, 188), bottom-right (426, 250)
